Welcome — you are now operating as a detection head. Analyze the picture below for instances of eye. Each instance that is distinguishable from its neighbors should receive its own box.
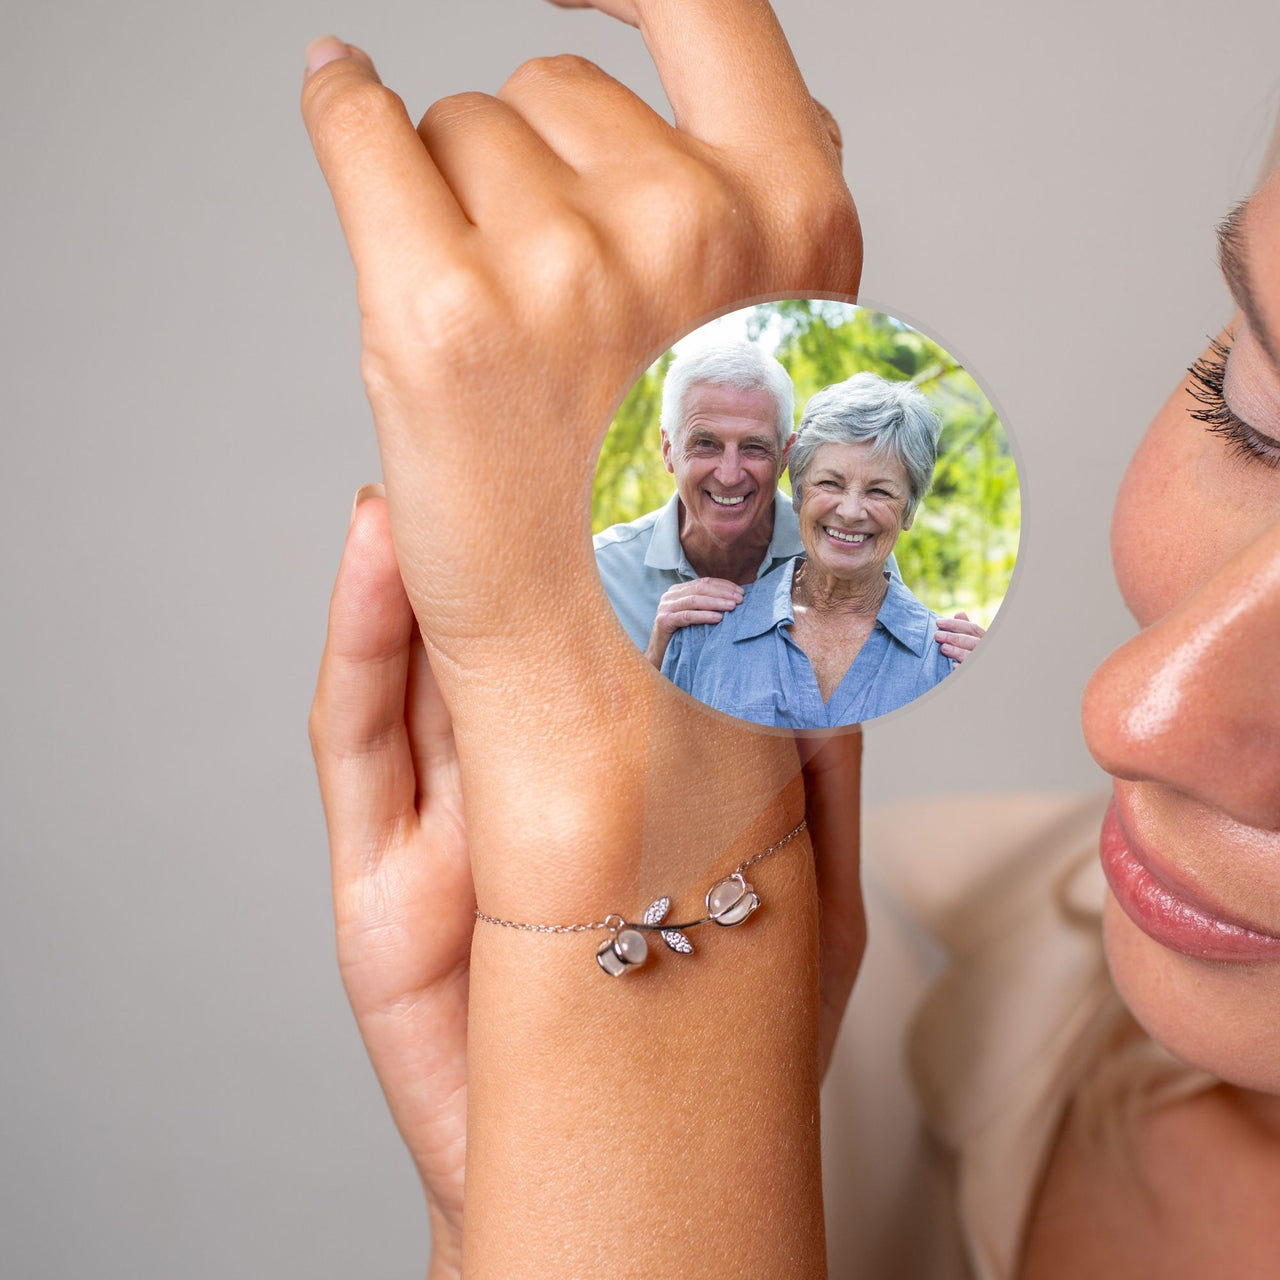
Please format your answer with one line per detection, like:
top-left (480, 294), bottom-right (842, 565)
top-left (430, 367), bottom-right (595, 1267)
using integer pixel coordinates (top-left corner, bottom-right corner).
top-left (1188, 334), bottom-right (1280, 469)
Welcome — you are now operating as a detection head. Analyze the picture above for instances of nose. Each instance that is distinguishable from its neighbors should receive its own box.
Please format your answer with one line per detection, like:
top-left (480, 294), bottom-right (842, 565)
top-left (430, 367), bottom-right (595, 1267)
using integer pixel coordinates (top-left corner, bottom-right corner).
top-left (835, 488), bottom-right (867, 522)
top-left (714, 445), bottom-right (746, 488)
top-left (1082, 519), bottom-right (1280, 831)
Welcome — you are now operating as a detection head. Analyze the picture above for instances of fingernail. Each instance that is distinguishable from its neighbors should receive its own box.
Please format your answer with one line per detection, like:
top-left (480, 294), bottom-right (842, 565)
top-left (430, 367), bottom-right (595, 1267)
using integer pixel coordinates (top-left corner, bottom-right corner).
top-left (349, 482), bottom-right (386, 525)
top-left (306, 35), bottom-right (350, 75)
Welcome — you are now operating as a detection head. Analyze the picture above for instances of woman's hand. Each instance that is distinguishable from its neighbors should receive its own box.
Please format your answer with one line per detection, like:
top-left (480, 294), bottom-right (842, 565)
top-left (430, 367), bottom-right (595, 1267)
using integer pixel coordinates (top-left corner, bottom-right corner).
top-left (299, 0), bottom-right (859, 745)
top-left (301, 0), bottom-right (862, 925)
top-left (309, 488), bottom-right (471, 1280)
top-left (303, 4), bottom-right (864, 1271)
top-left (310, 494), bottom-right (865, 1275)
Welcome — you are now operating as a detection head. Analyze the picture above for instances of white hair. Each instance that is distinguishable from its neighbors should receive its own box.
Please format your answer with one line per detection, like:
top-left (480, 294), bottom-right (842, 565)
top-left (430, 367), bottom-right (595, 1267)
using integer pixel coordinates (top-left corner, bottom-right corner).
top-left (789, 373), bottom-right (941, 524)
top-left (659, 342), bottom-right (795, 449)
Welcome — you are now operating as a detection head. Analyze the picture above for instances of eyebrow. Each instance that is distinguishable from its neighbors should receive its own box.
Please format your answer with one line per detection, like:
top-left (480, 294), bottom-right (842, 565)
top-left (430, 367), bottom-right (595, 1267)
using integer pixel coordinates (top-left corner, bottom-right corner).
top-left (1218, 201), bottom-right (1280, 372)
top-left (811, 466), bottom-right (901, 489)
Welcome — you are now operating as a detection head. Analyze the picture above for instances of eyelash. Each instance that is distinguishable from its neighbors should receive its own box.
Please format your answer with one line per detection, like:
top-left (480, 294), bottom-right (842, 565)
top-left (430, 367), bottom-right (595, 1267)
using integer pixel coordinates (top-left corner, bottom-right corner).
top-left (1187, 335), bottom-right (1280, 469)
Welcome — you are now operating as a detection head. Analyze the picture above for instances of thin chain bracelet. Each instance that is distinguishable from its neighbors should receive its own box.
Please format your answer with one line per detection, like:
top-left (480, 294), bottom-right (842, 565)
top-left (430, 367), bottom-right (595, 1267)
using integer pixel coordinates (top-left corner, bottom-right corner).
top-left (474, 819), bottom-right (807, 978)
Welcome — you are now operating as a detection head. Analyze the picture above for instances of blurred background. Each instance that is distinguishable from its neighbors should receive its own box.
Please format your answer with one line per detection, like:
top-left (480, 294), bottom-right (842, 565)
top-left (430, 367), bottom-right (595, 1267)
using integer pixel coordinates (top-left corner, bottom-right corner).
top-left (4, 1), bottom-right (1279, 1275)
top-left (593, 299), bottom-right (1020, 627)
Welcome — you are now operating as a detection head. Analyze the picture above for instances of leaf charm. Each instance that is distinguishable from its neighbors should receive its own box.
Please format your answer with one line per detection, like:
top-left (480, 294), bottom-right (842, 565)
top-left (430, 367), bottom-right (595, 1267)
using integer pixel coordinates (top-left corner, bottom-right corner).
top-left (643, 897), bottom-right (671, 926)
top-left (661, 929), bottom-right (693, 954)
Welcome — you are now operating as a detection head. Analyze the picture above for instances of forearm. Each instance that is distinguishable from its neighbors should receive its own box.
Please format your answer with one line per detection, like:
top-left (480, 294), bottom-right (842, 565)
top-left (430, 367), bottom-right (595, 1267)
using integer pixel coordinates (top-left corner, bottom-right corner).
top-left (463, 759), bottom-right (825, 1277)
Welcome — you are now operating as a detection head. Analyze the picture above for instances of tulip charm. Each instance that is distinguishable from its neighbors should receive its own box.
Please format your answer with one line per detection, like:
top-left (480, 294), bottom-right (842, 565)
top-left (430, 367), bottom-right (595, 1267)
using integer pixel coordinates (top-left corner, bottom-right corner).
top-left (596, 926), bottom-right (649, 977)
top-left (705, 873), bottom-right (760, 926)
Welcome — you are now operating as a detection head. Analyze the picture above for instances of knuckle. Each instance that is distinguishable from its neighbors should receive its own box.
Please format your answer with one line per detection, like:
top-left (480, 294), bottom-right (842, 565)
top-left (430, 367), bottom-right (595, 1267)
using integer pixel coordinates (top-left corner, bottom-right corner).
top-left (307, 76), bottom-right (408, 158)
top-left (419, 89), bottom-right (497, 135)
top-left (519, 208), bottom-right (610, 301)
top-left (502, 53), bottom-right (601, 97)
top-left (307, 701), bottom-right (327, 760)
top-left (628, 159), bottom-right (744, 258)
top-left (361, 260), bottom-right (502, 389)
top-left (773, 176), bottom-right (862, 287)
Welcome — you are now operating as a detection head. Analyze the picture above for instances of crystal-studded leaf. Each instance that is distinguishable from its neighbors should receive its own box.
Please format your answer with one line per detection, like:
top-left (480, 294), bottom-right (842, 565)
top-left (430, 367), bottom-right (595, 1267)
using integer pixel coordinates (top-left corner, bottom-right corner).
top-left (662, 929), bottom-right (693, 954)
top-left (643, 897), bottom-right (671, 926)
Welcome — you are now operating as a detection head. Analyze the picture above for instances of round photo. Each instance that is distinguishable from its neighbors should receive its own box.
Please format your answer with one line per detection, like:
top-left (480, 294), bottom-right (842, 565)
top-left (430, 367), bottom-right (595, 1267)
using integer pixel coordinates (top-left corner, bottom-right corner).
top-left (592, 300), bottom-right (1020, 730)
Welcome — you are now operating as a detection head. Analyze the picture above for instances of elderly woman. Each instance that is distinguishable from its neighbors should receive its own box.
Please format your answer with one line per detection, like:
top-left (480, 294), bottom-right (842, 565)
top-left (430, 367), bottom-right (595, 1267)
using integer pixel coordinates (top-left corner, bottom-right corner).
top-left (661, 372), bottom-right (953, 728)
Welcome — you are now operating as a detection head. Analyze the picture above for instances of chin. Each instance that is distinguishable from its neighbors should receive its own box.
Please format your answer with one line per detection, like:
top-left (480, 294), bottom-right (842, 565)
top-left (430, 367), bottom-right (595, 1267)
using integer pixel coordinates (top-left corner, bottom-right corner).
top-left (1103, 895), bottom-right (1280, 1095)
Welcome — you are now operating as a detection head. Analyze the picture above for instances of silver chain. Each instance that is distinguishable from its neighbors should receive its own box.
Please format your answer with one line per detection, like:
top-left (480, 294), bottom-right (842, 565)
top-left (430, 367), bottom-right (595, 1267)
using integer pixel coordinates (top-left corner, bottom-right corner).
top-left (473, 819), bottom-right (807, 933)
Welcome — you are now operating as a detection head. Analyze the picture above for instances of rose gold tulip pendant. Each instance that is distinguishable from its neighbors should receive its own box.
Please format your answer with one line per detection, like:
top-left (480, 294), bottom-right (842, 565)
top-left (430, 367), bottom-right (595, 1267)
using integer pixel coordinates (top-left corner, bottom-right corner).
top-left (595, 873), bottom-right (761, 978)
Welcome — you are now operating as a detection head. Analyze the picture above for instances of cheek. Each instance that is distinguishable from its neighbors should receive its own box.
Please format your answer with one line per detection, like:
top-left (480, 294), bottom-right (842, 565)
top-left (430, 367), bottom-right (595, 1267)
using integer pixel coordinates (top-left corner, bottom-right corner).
top-left (868, 498), bottom-right (906, 532)
top-left (747, 458), bottom-right (780, 489)
top-left (1111, 394), bottom-right (1236, 625)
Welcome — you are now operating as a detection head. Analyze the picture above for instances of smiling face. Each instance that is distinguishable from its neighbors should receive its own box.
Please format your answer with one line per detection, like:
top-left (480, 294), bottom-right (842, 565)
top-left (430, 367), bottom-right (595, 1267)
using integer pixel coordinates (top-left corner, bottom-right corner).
top-left (1081, 169), bottom-right (1280, 1092)
top-left (662, 382), bottom-right (790, 567)
top-left (795, 441), bottom-right (913, 584)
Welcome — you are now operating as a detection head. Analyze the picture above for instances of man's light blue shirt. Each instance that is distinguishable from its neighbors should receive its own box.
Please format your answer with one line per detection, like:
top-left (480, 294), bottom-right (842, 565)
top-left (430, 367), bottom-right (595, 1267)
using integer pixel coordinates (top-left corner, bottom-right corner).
top-left (661, 558), bottom-right (953, 728)
top-left (593, 491), bottom-right (804, 650)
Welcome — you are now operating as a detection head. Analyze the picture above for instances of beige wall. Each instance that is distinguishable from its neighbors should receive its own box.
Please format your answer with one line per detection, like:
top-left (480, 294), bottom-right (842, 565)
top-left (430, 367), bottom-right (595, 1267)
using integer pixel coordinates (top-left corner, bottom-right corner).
top-left (3, 2), bottom-right (1277, 1273)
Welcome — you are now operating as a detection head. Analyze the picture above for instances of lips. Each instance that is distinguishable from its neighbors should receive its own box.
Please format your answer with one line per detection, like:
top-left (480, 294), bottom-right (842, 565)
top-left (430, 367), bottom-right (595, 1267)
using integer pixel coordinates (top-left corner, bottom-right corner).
top-left (1099, 797), bottom-right (1280, 963)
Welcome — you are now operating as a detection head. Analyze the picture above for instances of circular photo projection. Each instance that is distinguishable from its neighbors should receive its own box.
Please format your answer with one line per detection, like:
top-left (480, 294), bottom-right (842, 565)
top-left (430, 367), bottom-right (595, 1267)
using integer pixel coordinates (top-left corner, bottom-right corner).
top-left (592, 300), bottom-right (1020, 729)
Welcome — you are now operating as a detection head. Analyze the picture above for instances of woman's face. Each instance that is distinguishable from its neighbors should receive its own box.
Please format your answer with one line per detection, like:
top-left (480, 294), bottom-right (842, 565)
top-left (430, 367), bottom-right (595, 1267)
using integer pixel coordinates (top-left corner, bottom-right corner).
top-left (795, 441), bottom-right (912, 583)
top-left (1082, 168), bottom-right (1280, 1093)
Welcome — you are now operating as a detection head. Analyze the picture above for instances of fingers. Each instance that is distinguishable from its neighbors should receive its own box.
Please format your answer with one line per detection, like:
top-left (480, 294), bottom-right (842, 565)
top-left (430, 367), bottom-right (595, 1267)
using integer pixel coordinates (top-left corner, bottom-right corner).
top-left (655, 579), bottom-right (744, 637)
top-left (497, 55), bottom-right (672, 173)
top-left (800, 731), bottom-right (866, 1075)
top-left (612, 0), bottom-right (823, 152)
top-left (310, 489), bottom-right (419, 870)
top-left (544, 0), bottom-right (640, 25)
top-left (662, 577), bottom-right (744, 607)
top-left (933, 612), bottom-right (985, 664)
top-left (405, 616), bottom-right (462, 807)
top-left (666, 609), bottom-right (728, 628)
top-left (812, 99), bottom-right (843, 165)
top-left (301, 38), bottom-right (470, 290)
top-left (418, 90), bottom-right (574, 223)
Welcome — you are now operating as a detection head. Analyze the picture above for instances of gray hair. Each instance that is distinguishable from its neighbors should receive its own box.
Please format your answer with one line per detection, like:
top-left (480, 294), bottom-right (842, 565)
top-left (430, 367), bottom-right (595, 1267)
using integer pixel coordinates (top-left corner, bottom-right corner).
top-left (660, 342), bottom-right (795, 450)
top-left (789, 373), bottom-right (941, 524)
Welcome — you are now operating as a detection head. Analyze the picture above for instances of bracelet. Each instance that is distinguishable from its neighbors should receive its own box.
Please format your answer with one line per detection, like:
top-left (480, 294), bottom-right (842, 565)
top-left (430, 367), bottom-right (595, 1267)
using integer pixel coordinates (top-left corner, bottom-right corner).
top-left (474, 819), bottom-right (807, 978)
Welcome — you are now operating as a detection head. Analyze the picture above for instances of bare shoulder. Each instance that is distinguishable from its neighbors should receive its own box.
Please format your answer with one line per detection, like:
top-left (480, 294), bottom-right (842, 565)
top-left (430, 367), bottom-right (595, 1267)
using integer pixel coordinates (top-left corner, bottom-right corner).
top-left (1021, 1086), bottom-right (1280, 1278)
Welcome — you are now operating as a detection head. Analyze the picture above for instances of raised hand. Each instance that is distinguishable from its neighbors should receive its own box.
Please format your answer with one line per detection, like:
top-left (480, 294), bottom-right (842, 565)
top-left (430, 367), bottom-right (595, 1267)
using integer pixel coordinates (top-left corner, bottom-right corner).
top-left (302, 2), bottom-right (865, 1272)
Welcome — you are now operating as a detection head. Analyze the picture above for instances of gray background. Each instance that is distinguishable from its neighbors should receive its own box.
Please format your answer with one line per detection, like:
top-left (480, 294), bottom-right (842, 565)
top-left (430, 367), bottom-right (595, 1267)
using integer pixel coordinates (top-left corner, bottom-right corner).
top-left (3, 1), bottom-right (1277, 1275)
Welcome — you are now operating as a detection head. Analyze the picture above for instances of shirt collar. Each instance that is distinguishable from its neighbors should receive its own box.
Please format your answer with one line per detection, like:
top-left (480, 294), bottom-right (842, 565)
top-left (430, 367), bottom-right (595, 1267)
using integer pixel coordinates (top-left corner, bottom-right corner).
top-left (643, 493), bottom-right (694, 574)
top-left (731, 561), bottom-right (932, 655)
top-left (732, 559), bottom-right (799, 641)
top-left (874, 574), bottom-right (932, 656)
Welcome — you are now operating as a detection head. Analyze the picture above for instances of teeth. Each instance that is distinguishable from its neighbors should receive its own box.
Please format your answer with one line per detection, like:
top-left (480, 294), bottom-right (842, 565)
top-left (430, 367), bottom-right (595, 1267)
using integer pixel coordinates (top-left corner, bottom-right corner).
top-left (825, 527), bottom-right (868, 543)
top-left (709, 494), bottom-right (747, 506)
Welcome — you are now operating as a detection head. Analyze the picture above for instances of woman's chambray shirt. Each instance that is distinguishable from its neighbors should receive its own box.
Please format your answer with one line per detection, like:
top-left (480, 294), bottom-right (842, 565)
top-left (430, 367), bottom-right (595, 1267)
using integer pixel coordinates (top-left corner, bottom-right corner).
top-left (661, 558), bottom-right (953, 728)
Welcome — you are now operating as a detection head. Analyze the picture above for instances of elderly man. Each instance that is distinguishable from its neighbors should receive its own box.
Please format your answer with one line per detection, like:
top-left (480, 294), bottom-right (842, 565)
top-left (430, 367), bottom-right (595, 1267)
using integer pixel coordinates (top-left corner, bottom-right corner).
top-left (594, 342), bottom-right (984, 671)
top-left (594, 343), bottom-right (808, 666)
